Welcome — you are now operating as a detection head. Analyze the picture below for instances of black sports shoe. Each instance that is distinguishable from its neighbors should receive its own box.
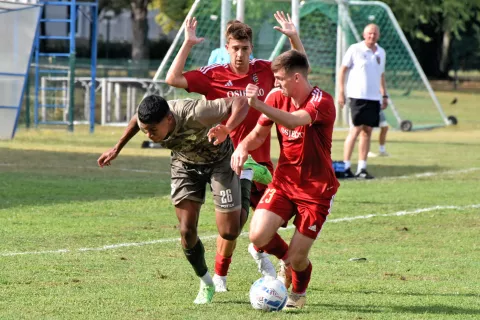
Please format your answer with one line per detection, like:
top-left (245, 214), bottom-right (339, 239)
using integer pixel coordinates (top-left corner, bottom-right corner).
top-left (344, 168), bottom-right (355, 178)
top-left (355, 169), bottom-right (374, 179)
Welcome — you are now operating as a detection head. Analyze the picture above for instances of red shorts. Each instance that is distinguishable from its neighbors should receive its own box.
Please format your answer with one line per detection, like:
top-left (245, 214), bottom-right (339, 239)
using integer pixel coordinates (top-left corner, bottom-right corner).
top-left (250, 161), bottom-right (274, 209)
top-left (256, 186), bottom-right (335, 239)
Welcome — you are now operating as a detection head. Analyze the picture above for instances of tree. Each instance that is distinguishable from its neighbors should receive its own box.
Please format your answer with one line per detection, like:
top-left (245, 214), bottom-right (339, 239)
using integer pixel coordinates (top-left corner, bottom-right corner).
top-left (381, 0), bottom-right (480, 77)
top-left (150, 0), bottom-right (195, 34)
top-left (98, 0), bottom-right (151, 61)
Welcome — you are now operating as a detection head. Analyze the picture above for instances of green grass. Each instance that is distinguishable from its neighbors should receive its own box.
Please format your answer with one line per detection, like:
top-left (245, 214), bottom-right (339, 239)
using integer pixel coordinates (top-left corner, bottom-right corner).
top-left (1, 90), bottom-right (479, 319)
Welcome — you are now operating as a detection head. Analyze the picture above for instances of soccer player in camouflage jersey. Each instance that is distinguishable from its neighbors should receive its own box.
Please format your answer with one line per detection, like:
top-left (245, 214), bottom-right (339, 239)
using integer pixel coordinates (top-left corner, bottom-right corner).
top-left (97, 95), bottom-right (249, 304)
top-left (166, 11), bottom-right (309, 292)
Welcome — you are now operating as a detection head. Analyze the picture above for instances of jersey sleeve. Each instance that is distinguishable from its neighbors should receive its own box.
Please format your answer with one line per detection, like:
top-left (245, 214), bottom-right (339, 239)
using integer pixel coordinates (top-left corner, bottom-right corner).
top-left (341, 45), bottom-right (354, 68)
top-left (304, 90), bottom-right (336, 125)
top-left (257, 88), bottom-right (279, 126)
top-left (191, 98), bottom-right (232, 125)
top-left (183, 69), bottom-right (212, 96)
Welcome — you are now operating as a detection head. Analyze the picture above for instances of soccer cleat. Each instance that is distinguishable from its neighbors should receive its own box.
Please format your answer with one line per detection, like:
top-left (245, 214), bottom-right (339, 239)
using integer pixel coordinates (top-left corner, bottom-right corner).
top-left (212, 274), bottom-right (228, 293)
top-left (367, 151), bottom-right (378, 158)
top-left (343, 167), bottom-right (355, 179)
top-left (277, 260), bottom-right (292, 289)
top-left (378, 151), bottom-right (390, 157)
top-left (248, 243), bottom-right (276, 277)
top-left (355, 169), bottom-right (375, 180)
top-left (193, 281), bottom-right (215, 304)
top-left (284, 292), bottom-right (306, 310)
top-left (243, 156), bottom-right (272, 185)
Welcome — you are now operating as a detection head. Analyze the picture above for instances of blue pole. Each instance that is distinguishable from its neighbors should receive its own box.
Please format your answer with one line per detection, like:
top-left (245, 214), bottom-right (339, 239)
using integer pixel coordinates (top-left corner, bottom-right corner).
top-left (89, 2), bottom-right (98, 133)
top-left (68, 0), bottom-right (77, 132)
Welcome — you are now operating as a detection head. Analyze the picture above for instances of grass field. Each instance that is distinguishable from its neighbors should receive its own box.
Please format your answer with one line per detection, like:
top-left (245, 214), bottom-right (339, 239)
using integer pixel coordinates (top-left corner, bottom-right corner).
top-left (1, 90), bottom-right (479, 319)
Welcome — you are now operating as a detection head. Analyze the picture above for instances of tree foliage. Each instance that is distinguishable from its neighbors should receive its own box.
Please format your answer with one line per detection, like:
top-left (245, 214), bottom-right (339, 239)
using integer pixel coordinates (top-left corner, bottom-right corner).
top-left (150, 0), bottom-right (195, 34)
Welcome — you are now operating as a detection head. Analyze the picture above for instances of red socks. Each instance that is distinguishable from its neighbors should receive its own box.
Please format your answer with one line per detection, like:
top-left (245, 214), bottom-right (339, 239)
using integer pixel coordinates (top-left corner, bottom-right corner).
top-left (292, 262), bottom-right (312, 294)
top-left (257, 233), bottom-right (289, 260)
top-left (214, 253), bottom-right (232, 276)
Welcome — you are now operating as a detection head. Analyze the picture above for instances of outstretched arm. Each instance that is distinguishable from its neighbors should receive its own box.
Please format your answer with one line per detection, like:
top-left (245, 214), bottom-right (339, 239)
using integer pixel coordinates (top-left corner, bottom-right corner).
top-left (97, 115), bottom-right (140, 167)
top-left (165, 17), bottom-right (205, 89)
top-left (207, 97), bottom-right (249, 145)
top-left (273, 11), bottom-right (311, 71)
top-left (230, 124), bottom-right (271, 176)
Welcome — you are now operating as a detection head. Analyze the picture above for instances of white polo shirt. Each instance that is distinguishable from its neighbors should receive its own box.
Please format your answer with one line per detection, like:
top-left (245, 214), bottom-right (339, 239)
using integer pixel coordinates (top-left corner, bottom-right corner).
top-left (342, 41), bottom-right (386, 102)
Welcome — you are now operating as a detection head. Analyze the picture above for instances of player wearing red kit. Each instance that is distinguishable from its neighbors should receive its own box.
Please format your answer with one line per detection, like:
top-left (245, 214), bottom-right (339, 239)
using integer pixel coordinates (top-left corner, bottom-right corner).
top-left (166, 12), bottom-right (309, 292)
top-left (231, 50), bottom-right (339, 309)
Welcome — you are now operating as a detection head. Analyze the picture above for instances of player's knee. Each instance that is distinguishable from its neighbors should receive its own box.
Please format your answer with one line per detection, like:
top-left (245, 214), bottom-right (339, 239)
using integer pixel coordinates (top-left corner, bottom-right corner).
top-left (178, 225), bottom-right (197, 245)
top-left (219, 228), bottom-right (240, 241)
top-left (249, 230), bottom-right (268, 247)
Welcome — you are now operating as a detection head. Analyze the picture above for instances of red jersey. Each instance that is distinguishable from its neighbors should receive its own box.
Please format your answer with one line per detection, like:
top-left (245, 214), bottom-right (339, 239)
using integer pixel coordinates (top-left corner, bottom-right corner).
top-left (183, 59), bottom-right (275, 164)
top-left (258, 87), bottom-right (340, 200)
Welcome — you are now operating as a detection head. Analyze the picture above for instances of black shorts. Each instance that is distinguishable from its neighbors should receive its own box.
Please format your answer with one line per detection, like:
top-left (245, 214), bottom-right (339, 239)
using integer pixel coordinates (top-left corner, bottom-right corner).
top-left (349, 98), bottom-right (381, 127)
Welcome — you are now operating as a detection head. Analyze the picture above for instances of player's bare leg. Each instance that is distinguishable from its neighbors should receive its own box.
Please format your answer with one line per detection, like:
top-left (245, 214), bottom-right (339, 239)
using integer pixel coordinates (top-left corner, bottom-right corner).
top-left (343, 126), bottom-right (362, 178)
top-left (284, 230), bottom-right (315, 310)
top-left (356, 126), bottom-right (374, 179)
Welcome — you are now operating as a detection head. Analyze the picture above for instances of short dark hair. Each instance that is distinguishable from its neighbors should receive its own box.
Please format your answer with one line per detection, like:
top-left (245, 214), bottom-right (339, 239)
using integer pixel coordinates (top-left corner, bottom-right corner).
top-left (226, 22), bottom-right (253, 44)
top-left (271, 50), bottom-right (309, 77)
top-left (137, 95), bottom-right (170, 124)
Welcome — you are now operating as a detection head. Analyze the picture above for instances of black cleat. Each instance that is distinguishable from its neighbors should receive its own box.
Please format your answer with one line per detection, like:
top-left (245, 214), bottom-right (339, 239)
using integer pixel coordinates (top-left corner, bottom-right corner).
top-left (355, 169), bottom-right (374, 179)
top-left (344, 168), bottom-right (355, 179)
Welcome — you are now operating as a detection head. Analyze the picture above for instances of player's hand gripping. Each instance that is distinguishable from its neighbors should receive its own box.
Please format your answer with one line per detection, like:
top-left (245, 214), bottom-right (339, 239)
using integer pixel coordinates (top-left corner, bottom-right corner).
top-left (273, 11), bottom-right (298, 38)
top-left (207, 124), bottom-right (230, 146)
top-left (231, 146), bottom-right (249, 176)
top-left (246, 83), bottom-right (260, 108)
top-left (184, 17), bottom-right (205, 46)
top-left (97, 148), bottom-right (119, 168)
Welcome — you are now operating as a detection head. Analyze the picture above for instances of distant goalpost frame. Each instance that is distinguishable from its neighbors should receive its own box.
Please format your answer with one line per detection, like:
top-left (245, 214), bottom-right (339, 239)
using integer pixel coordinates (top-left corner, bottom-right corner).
top-left (0, 0), bottom-right (42, 139)
top-left (150, 0), bottom-right (455, 131)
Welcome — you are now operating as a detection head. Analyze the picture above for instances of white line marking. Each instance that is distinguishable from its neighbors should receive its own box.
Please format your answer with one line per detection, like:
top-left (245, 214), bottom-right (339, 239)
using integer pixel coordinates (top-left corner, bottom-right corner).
top-left (2, 204), bottom-right (479, 257)
top-left (0, 163), bottom-right (167, 175)
top-left (1, 163), bottom-right (478, 179)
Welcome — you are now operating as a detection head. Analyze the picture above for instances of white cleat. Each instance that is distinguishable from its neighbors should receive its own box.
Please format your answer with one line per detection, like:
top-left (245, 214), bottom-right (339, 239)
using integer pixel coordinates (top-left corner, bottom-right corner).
top-left (212, 274), bottom-right (228, 293)
top-left (367, 151), bottom-right (378, 158)
top-left (284, 292), bottom-right (306, 310)
top-left (378, 151), bottom-right (390, 157)
top-left (248, 243), bottom-right (276, 277)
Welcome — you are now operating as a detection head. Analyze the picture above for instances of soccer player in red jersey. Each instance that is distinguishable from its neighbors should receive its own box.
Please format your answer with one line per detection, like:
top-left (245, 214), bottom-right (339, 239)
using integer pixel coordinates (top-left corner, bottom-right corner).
top-left (230, 50), bottom-right (340, 309)
top-left (166, 12), bottom-right (309, 291)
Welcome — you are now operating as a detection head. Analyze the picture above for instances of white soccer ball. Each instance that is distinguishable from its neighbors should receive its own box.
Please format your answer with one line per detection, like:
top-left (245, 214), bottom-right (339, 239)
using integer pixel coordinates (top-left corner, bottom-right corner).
top-left (249, 276), bottom-right (288, 312)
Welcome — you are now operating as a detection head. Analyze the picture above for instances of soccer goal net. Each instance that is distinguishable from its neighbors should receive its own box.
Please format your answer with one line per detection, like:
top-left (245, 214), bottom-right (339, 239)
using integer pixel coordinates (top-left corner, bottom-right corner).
top-left (155, 0), bottom-right (452, 131)
top-left (0, 0), bottom-right (41, 139)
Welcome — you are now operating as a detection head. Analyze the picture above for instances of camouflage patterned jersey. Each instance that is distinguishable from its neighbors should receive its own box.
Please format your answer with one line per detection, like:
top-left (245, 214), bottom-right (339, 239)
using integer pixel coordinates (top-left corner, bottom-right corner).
top-left (159, 98), bottom-right (235, 165)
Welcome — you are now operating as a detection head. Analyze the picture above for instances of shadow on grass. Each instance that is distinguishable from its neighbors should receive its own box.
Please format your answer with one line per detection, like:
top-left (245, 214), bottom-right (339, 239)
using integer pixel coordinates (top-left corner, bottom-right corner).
top-left (338, 164), bottom-right (446, 178)
top-left (314, 302), bottom-right (480, 316)
top-left (0, 148), bottom-right (172, 210)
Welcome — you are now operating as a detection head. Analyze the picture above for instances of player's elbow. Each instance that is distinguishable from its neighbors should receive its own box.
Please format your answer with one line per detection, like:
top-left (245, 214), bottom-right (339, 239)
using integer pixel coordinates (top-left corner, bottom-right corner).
top-left (165, 72), bottom-right (177, 86)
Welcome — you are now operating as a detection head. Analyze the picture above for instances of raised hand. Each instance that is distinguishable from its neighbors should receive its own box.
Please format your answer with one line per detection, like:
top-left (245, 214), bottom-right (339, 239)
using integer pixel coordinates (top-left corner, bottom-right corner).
top-left (207, 124), bottom-right (230, 146)
top-left (184, 17), bottom-right (205, 45)
top-left (273, 11), bottom-right (298, 38)
top-left (97, 148), bottom-right (119, 168)
top-left (245, 83), bottom-right (260, 108)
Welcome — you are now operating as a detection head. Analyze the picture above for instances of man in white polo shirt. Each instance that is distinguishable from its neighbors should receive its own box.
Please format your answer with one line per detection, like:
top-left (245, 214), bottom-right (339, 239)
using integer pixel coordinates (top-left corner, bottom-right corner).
top-left (337, 23), bottom-right (389, 179)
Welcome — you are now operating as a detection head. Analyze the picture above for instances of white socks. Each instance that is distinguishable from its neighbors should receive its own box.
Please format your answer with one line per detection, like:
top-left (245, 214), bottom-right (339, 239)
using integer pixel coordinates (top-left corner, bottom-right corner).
top-left (357, 160), bottom-right (367, 173)
top-left (200, 272), bottom-right (214, 286)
